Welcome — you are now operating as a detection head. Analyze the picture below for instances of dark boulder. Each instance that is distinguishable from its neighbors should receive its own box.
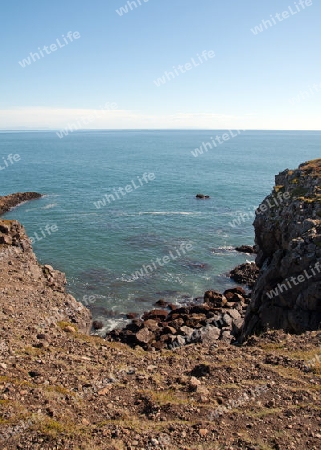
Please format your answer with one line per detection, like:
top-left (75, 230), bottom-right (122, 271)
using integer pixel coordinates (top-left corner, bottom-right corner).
top-left (235, 245), bottom-right (256, 254)
top-left (196, 194), bottom-right (210, 199)
top-left (230, 262), bottom-right (260, 288)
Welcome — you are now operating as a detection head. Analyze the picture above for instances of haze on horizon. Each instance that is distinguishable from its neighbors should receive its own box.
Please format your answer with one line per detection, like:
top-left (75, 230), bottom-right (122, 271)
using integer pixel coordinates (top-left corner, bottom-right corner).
top-left (0, 0), bottom-right (320, 131)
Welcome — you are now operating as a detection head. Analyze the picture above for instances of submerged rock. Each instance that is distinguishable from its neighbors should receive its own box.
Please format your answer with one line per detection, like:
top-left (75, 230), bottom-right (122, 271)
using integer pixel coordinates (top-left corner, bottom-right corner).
top-left (235, 245), bottom-right (256, 254)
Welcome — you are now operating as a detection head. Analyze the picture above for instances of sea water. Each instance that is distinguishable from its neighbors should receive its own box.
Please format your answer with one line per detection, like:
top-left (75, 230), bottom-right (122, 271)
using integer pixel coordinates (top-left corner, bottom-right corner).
top-left (1, 130), bottom-right (320, 330)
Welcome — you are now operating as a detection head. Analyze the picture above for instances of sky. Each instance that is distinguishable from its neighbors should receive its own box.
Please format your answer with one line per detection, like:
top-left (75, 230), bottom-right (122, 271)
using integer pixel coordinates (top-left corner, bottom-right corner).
top-left (0, 0), bottom-right (320, 130)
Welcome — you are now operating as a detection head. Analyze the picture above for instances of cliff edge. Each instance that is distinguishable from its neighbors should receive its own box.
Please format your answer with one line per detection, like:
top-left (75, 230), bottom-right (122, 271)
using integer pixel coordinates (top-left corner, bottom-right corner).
top-left (0, 219), bottom-right (91, 334)
top-left (241, 159), bottom-right (321, 340)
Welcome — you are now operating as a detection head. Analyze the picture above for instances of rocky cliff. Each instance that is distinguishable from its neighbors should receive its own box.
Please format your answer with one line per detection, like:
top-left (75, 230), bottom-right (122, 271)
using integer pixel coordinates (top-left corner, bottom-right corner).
top-left (241, 159), bottom-right (321, 340)
top-left (0, 219), bottom-right (91, 334)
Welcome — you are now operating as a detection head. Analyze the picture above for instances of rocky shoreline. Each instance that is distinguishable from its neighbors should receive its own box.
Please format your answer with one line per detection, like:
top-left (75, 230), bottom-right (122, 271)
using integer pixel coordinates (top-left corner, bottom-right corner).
top-left (0, 191), bottom-right (42, 215)
top-left (106, 275), bottom-right (257, 351)
top-left (104, 249), bottom-right (259, 350)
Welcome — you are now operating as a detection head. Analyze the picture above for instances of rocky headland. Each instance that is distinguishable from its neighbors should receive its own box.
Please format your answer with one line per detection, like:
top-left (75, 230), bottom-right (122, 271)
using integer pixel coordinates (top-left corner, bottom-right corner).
top-left (241, 159), bottom-right (321, 341)
top-left (0, 192), bottom-right (42, 215)
top-left (1, 160), bottom-right (321, 449)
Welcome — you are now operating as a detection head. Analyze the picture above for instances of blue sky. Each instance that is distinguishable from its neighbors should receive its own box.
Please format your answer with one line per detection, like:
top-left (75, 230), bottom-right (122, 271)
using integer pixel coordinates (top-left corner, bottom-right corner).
top-left (0, 0), bottom-right (320, 129)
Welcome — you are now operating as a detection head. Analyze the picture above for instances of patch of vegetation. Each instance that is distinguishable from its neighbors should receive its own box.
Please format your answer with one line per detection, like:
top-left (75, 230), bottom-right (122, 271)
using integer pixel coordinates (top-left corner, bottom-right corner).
top-left (259, 343), bottom-right (285, 351)
top-left (39, 419), bottom-right (68, 435)
top-left (299, 159), bottom-right (321, 175)
top-left (248, 407), bottom-right (282, 418)
top-left (45, 385), bottom-right (77, 397)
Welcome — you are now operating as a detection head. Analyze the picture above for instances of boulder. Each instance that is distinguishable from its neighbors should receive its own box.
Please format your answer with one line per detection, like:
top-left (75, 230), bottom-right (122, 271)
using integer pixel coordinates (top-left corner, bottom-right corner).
top-left (230, 262), bottom-right (260, 288)
top-left (142, 309), bottom-right (168, 321)
top-left (136, 328), bottom-right (155, 344)
top-left (235, 245), bottom-right (256, 254)
top-left (204, 290), bottom-right (224, 306)
top-left (143, 319), bottom-right (159, 332)
top-left (92, 320), bottom-right (104, 330)
top-left (196, 194), bottom-right (210, 199)
top-left (200, 326), bottom-right (221, 343)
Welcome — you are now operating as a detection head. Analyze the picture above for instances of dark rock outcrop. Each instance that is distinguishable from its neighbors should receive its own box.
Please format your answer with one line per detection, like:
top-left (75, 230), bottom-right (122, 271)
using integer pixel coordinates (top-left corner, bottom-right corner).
top-left (0, 192), bottom-right (42, 215)
top-left (230, 262), bottom-right (259, 288)
top-left (235, 245), bottom-right (256, 254)
top-left (241, 159), bottom-right (321, 341)
top-left (196, 194), bottom-right (210, 199)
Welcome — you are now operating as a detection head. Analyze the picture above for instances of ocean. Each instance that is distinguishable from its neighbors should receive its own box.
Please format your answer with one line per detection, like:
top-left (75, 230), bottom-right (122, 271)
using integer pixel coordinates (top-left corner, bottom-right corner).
top-left (1, 130), bottom-right (320, 331)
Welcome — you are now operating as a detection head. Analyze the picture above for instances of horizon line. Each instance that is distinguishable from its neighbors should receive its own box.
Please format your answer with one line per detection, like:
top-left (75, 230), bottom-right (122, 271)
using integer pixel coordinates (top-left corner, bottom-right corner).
top-left (1, 128), bottom-right (321, 132)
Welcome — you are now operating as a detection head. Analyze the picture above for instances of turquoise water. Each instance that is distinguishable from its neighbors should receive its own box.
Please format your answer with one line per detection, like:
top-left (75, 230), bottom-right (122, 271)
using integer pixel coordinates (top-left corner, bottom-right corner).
top-left (1, 130), bottom-right (320, 330)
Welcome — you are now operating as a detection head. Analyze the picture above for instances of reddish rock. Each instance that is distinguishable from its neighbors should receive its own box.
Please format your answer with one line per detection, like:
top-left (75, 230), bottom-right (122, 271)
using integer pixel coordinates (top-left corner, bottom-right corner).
top-left (170, 306), bottom-right (190, 315)
top-left (185, 314), bottom-right (206, 328)
top-left (224, 292), bottom-right (234, 301)
top-left (136, 328), bottom-right (155, 344)
top-left (127, 319), bottom-right (143, 333)
top-left (167, 318), bottom-right (185, 329)
top-left (126, 312), bottom-right (138, 319)
top-left (204, 290), bottom-right (224, 306)
top-left (204, 290), bottom-right (221, 300)
top-left (0, 235), bottom-right (12, 245)
top-left (224, 286), bottom-right (246, 296)
top-left (151, 341), bottom-right (165, 350)
top-left (167, 335), bottom-right (177, 344)
top-left (179, 326), bottom-right (194, 337)
top-left (224, 290), bottom-right (245, 303)
top-left (190, 305), bottom-right (210, 315)
top-left (161, 326), bottom-right (176, 335)
top-left (169, 313), bottom-right (188, 322)
top-left (143, 309), bottom-right (169, 321)
top-left (143, 319), bottom-right (159, 332)
top-left (168, 303), bottom-right (177, 311)
top-left (155, 299), bottom-right (168, 307)
top-left (122, 329), bottom-right (137, 344)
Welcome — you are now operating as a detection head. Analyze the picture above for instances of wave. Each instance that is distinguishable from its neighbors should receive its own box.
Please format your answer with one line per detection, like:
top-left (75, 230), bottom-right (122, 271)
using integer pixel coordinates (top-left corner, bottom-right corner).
top-left (211, 246), bottom-right (237, 255)
top-left (41, 194), bottom-right (61, 198)
top-left (93, 317), bottom-right (129, 335)
top-left (43, 203), bottom-right (57, 209)
top-left (138, 211), bottom-right (203, 216)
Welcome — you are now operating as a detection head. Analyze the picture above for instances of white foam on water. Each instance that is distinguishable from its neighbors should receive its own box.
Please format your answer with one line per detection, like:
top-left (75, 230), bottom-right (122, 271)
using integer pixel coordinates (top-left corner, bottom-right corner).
top-left (138, 211), bottom-right (203, 216)
top-left (94, 317), bottom-right (129, 335)
top-left (117, 212), bottom-right (203, 217)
